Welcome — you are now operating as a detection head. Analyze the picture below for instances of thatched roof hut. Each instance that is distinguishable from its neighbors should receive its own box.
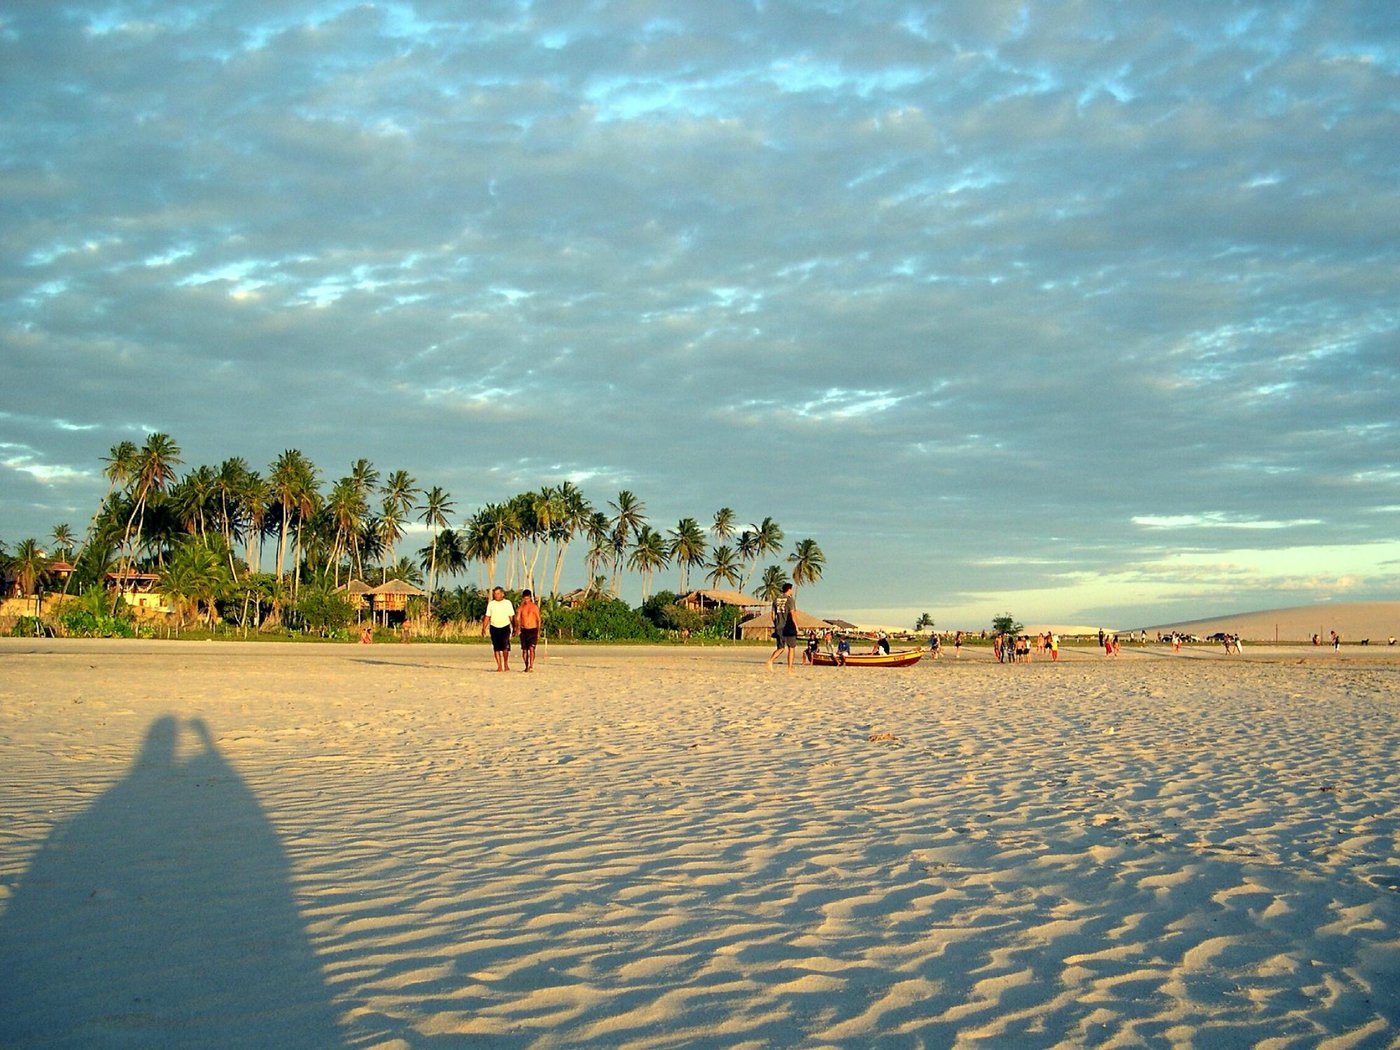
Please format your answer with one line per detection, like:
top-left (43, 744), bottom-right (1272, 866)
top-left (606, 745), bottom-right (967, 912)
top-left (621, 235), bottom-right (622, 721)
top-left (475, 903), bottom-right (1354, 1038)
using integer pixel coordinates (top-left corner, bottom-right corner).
top-left (676, 588), bottom-right (763, 614)
top-left (739, 607), bottom-right (836, 640)
top-left (366, 579), bottom-right (426, 612)
top-left (337, 579), bottom-right (373, 608)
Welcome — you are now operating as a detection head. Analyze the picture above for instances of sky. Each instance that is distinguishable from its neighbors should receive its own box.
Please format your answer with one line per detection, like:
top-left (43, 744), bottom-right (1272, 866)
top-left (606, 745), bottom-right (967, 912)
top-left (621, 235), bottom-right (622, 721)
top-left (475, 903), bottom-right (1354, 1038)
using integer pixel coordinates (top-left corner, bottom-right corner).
top-left (2, 0), bottom-right (1398, 630)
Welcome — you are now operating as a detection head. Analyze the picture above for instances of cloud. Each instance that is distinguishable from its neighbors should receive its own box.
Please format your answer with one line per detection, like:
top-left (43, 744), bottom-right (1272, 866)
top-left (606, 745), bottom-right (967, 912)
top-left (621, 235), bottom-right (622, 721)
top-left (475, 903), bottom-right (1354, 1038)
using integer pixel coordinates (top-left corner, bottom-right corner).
top-left (1, 1), bottom-right (1397, 625)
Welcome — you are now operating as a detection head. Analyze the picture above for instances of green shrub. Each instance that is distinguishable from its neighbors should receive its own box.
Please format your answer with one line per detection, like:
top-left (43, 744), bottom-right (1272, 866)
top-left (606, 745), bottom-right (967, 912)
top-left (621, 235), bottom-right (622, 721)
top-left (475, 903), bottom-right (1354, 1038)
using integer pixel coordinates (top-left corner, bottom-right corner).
top-left (52, 587), bottom-right (136, 637)
top-left (549, 597), bottom-right (662, 641)
top-left (9, 616), bottom-right (43, 637)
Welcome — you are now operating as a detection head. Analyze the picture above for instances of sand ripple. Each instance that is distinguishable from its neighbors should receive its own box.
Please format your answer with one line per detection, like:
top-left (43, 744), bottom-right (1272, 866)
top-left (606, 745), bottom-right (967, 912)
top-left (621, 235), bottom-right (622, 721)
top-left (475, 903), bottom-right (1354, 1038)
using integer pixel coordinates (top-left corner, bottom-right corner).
top-left (1, 642), bottom-right (1397, 1047)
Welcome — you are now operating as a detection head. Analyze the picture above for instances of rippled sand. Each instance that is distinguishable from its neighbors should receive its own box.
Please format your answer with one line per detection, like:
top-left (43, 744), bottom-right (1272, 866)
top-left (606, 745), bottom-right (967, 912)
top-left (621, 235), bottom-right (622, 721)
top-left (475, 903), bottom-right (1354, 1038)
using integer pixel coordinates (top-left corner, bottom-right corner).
top-left (2, 640), bottom-right (1397, 1047)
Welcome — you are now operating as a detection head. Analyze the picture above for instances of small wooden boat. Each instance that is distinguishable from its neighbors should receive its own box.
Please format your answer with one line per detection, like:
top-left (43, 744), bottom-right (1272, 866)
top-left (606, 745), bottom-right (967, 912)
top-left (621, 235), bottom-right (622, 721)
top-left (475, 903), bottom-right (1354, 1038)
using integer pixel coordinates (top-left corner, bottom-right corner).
top-left (811, 648), bottom-right (924, 668)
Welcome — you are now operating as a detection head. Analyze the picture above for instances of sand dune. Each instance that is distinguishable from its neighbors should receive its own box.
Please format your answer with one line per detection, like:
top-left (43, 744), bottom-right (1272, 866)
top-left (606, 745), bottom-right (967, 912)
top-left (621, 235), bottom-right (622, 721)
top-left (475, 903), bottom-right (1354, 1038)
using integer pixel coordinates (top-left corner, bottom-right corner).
top-left (1, 639), bottom-right (1397, 1046)
top-left (1147, 601), bottom-right (1400, 643)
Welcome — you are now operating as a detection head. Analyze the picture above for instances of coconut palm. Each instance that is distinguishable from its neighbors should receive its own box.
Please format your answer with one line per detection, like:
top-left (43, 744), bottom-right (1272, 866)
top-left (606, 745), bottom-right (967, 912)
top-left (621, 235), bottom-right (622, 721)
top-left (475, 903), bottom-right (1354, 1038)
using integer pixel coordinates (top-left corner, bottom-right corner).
top-left (467, 502), bottom-right (515, 588)
top-left (124, 432), bottom-right (183, 557)
top-left (161, 539), bottom-right (233, 632)
top-left (668, 517), bottom-right (707, 593)
top-left (49, 523), bottom-right (77, 595)
top-left (350, 459), bottom-right (379, 499)
top-left (50, 524), bottom-right (76, 561)
top-left (215, 458), bottom-right (253, 577)
top-left (269, 449), bottom-right (305, 584)
top-left (381, 470), bottom-right (417, 570)
top-left (113, 433), bottom-right (182, 610)
top-left (418, 485), bottom-right (454, 610)
top-left (9, 538), bottom-right (50, 598)
top-left (549, 481), bottom-right (592, 597)
top-left (628, 525), bottom-right (670, 600)
top-left (79, 441), bottom-right (137, 568)
top-left (268, 449), bottom-right (320, 595)
top-left (238, 469), bottom-right (271, 575)
top-left (788, 538), bottom-right (826, 591)
top-left (608, 490), bottom-right (646, 595)
top-left (581, 511), bottom-right (611, 594)
top-left (419, 527), bottom-right (467, 598)
top-left (757, 564), bottom-right (790, 603)
top-left (379, 556), bottom-right (423, 587)
top-left (170, 464), bottom-right (217, 539)
top-left (705, 544), bottom-right (742, 589)
top-left (377, 496), bottom-right (407, 573)
top-left (711, 507), bottom-right (736, 545)
top-left (325, 475), bottom-right (368, 585)
top-left (522, 487), bottom-right (559, 592)
top-left (741, 517), bottom-right (783, 590)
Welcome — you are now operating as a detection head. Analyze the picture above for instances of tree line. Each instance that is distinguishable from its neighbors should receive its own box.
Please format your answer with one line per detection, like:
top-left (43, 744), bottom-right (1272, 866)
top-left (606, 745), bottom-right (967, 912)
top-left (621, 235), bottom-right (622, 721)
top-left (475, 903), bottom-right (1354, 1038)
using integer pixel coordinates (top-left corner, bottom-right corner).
top-left (2, 432), bottom-right (826, 635)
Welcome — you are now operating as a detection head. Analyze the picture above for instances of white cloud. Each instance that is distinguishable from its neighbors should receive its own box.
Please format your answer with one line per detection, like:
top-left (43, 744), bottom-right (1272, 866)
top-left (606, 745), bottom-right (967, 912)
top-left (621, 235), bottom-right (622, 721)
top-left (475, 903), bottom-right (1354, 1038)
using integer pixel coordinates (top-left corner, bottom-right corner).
top-left (1, 1), bottom-right (1397, 624)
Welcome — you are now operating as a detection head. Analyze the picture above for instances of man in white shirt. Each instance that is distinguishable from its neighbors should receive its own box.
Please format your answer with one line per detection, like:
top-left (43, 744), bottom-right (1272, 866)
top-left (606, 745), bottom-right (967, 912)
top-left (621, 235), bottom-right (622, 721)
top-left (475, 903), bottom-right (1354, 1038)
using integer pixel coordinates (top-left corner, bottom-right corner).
top-left (482, 586), bottom-right (515, 672)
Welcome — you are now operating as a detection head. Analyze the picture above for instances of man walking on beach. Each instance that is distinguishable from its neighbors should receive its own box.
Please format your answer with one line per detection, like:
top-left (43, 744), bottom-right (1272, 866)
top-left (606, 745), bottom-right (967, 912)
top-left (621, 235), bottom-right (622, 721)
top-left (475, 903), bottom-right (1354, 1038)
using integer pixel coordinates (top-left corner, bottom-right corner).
top-left (482, 586), bottom-right (515, 672)
top-left (766, 583), bottom-right (799, 674)
top-left (516, 589), bottom-right (542, 672)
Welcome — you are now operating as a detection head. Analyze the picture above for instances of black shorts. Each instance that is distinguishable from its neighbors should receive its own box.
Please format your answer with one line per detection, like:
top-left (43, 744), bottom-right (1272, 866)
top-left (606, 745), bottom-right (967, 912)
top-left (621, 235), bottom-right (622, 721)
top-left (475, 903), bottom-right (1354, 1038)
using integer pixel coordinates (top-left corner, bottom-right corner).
top-left (489, 624), bottom-right (512, 652)
top-left (519, 627), bottom-right (539, 649)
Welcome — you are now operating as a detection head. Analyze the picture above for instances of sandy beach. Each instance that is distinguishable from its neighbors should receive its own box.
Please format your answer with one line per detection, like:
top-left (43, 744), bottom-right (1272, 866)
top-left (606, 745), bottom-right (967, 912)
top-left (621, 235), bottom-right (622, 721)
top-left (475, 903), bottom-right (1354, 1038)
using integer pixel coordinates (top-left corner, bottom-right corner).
top-left (2, 639), bottom-right (1397, 1048)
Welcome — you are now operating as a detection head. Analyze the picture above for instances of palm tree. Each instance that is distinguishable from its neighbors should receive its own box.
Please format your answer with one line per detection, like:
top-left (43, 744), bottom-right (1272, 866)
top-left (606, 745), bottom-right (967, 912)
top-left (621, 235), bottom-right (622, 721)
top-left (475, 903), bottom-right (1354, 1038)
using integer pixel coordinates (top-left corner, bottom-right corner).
top-left (788, 538), bottom-right (826, 591)
top-left (377, 496), bottom-right (406, 573)
top-left (50, 523), bottom-right (77, 595)
top-left (113, 433), bottom-right (182, 610)
top-left (380, 469), bottom-right (418, 568)
top-left (418, 485), bottom-right (454, 611)
top-left (161, 539), bottom-right (233, 633)
top-left (549, 481), bottom-right (592, 597)
top-left (326, 475), bottom-right (368, 585)
top-left (382, 556), bottom-right (423, 587)
top-left (50, 524), bottom-right (76, 561)
top-left (608, 490), bottom-right (646, 595)
top-left (268, 449), bottom-right (320, 595)
top-left (757, 564), bottom-right (790, 603)
top-left (170, 464), bottom-right (217, 540)
top-left (79, 441), bottom-right (137, 573)
top-left (101, 441), bottom-right (140, 498)
top-left (9, 538), bottom-right (51, 599)
top-left (668, 517), bottom-right (707, 593)
top-left (582, 511), bottom-right (611, 595)
top-left (239, 469), bottom-right (270, 575)
top-left (269, 450), bottom-right (304, 584)
top-left (350, 458), bottom-right (379, 499)
top-left (215, 457), bottom-right (252, 577)
top-left (711, 507), bottom-right (736, 545)
top-left (346, 459), bottom-right (379, 576)
top-left (628, 525), bottom-right (670, 600)
top-left (467, 502), bottom-right (514, 588)
top-left (523, 487), bottom-right (559, 592)
top-left (705, 544), bottom-right (742, 589)
top-left (419, 527), bottom-right (467, 601)
top-left (741, 517), bottom-right (783, 590)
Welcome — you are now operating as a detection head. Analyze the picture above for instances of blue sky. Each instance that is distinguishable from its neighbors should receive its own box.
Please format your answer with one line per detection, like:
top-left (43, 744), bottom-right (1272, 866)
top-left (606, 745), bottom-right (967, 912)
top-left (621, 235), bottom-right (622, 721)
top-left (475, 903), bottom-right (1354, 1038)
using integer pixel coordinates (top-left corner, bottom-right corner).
top-left (2, 1), bottom-right (1397, 629)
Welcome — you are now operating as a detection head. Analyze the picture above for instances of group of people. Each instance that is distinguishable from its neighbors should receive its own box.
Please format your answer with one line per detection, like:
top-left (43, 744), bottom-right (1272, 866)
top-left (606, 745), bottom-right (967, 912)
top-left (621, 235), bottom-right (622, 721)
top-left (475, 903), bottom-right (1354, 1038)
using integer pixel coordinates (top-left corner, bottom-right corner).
top-left (481, 586), bottom-right (543, 672)
top-left (925, 631), bottom-right (963, 657)
top-left (992, 631), bottom-right (1060, 662)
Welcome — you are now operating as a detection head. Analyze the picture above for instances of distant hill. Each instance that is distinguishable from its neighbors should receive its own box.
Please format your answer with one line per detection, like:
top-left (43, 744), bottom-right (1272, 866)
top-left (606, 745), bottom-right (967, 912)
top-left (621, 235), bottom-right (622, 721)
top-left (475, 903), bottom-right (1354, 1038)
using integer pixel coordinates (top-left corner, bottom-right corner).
top-left (1147, 602), bottom-right (1400, 643)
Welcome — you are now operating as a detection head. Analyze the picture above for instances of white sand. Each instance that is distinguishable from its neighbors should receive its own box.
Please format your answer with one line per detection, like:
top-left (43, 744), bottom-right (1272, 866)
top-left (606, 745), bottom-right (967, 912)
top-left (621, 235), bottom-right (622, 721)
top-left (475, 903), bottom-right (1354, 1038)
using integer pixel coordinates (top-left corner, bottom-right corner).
top-left (1, 639), bottom-right (1397, 1048)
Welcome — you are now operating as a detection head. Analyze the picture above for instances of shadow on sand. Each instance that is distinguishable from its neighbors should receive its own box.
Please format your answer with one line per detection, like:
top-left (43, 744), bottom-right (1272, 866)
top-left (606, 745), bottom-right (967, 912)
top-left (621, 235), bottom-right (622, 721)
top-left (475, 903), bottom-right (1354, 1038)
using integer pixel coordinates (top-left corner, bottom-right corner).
top-left (0, 715), bottom-right (345, 1048)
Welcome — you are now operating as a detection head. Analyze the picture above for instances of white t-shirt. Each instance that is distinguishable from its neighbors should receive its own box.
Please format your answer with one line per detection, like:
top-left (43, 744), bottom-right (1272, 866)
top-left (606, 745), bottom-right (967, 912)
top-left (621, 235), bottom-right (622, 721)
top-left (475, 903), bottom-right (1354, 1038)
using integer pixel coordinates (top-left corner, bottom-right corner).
top-left (486, 598), bottom-right (515, 629)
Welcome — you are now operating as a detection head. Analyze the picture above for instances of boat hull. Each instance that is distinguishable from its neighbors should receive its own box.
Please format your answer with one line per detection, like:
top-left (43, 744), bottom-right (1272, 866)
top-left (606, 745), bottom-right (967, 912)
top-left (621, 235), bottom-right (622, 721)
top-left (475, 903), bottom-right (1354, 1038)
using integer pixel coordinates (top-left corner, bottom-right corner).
top-left (811, 649), bottom-right (923, 668)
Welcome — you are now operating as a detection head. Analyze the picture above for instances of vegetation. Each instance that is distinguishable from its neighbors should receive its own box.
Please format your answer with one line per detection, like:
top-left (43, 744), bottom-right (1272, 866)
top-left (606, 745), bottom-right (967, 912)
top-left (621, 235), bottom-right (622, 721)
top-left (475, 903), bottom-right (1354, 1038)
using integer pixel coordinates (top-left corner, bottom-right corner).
top-left (1, 433), bottom-right (828, 643)
top-left (991, 612), bottom-right (1023, 636)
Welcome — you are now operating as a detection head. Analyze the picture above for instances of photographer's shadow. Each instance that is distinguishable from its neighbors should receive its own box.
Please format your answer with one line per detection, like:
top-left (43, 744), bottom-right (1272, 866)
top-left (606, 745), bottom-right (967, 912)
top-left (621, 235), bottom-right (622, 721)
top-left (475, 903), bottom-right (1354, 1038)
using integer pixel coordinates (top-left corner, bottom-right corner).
top-left (0, 715), bottom-right (345, 1047)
